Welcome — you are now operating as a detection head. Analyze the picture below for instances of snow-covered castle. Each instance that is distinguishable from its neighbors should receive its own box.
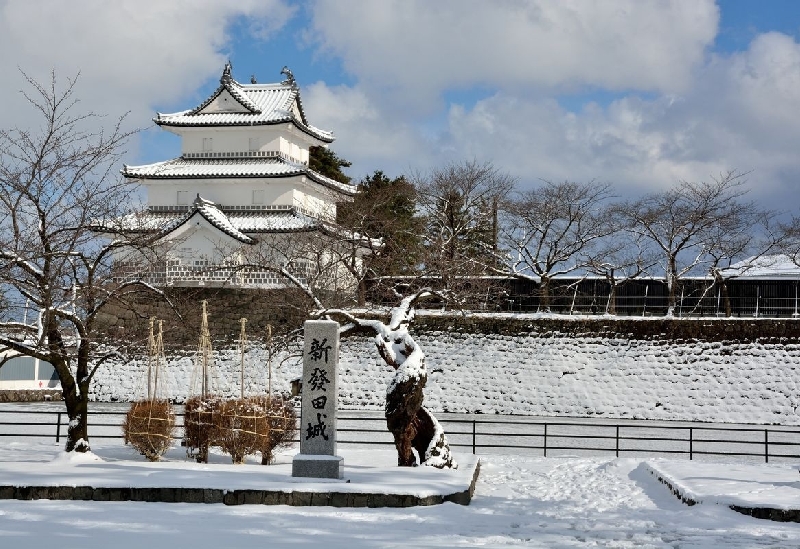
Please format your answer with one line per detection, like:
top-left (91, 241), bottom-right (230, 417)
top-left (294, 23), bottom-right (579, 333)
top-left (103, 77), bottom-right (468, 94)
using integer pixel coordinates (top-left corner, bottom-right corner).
top-left (118, 64), bottom-right (359, 289)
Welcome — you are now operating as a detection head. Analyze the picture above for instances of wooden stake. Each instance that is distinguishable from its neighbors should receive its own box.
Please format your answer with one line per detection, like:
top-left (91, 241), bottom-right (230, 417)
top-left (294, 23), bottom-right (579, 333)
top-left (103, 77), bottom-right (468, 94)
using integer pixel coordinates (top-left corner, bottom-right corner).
top-left (239, 318), bottom-right (247, 399)
top-left (266, 324), bottom-right (273, 397)
top-left (147, 317), bottom-right (155, 401)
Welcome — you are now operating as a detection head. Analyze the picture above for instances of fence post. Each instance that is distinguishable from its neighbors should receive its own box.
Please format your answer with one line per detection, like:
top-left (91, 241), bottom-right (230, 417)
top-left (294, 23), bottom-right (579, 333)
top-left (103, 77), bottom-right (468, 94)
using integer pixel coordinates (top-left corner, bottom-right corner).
top-left (765, 429), bottom-right (769, 463)
top-left (689, 427), bottom-right (693, 460)
top-left (56, 412), bottom-right (62, 443)
top-left (543, 423), bottom-right (548, 457)
top-left (472, 420), bottom-right (476, 455)
top-left (615, 425), bottom-right (620, 457)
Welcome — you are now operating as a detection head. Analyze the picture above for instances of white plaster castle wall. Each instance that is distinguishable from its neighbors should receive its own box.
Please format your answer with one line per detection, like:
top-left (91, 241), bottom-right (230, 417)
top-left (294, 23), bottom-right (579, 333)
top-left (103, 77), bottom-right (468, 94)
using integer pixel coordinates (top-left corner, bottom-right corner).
top-left (146, 179), bottom-right (297, 208)
top-left (178, 127), bottom-right (311, 162)
top-left (165, 218), bottom-right (240, 262)
top-left (201, 89), bottom-right (249, 114)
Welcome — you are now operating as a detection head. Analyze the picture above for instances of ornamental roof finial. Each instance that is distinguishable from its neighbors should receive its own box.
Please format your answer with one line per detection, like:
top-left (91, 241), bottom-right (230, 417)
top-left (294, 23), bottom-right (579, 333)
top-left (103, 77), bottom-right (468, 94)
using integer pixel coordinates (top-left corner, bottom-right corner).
top-left (221, 61), bottom-right (232, 84)
top-left (281, 66), bottom-right (296, 87)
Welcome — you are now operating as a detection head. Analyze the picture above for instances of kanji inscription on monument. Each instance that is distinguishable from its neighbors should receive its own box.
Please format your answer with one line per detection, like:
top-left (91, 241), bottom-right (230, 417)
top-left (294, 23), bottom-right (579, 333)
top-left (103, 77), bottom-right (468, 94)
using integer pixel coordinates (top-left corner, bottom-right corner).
top-left (292, 320), bottom-right (343, 479)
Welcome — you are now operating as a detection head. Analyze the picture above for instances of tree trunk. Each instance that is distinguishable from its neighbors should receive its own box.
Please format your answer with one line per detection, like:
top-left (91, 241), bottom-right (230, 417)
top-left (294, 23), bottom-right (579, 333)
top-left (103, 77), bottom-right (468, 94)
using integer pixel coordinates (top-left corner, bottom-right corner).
top-left (378, 321), bottom-right (455, 468)
top-left (385, 373), bottom-right (454, 468)
top-left (714, 271), bottom-right (733, 317)
top-left (385, 364), bottom-right (426, 466)
top-left (666, 256), bottom-right (678, 316)
top-left (539, 277), bottom-right (551, 312)
top-left (357, 278), bottom-right (367, 307)
top-left (48, 322), bottom-right (92, 453)
top-left (607, 282), bottom-right (617, 315)
top-left (58, 359), bottom-right (91, 453)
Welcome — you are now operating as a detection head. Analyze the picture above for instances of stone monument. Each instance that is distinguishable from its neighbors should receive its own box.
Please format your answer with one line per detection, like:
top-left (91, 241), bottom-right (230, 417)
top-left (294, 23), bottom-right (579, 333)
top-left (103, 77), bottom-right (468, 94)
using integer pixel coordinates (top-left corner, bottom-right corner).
top-left (292, 320), bottom-right (343, 479)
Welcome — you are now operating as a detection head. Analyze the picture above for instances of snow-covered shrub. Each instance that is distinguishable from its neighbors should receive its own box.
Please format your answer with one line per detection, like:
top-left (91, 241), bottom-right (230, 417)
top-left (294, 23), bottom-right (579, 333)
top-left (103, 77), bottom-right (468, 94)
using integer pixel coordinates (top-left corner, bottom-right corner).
top-left (183, 396), bottom-right (221, 463)
top-left (212, 397), bottom-right (297, 465)
top-left (213, 398), bottom-right (263, 464)
top-left (122, 400), bottom-right (176, 462)
top-left (256, 397), bottom-right (297, 465)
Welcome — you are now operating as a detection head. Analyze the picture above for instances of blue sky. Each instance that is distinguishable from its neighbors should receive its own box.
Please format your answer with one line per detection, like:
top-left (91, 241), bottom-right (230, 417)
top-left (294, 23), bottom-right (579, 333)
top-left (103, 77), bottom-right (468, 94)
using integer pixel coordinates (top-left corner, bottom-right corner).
top-left (2, 1), bottom-right (800, 210)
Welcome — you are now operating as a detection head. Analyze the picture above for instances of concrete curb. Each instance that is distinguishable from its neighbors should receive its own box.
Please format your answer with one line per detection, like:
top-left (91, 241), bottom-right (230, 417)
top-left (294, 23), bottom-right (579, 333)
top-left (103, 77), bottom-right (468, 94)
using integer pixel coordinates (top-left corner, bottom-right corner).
top-left (0, 459), bottom-right (480, 508)
top-left (648, 465), bottom-right (800, 523)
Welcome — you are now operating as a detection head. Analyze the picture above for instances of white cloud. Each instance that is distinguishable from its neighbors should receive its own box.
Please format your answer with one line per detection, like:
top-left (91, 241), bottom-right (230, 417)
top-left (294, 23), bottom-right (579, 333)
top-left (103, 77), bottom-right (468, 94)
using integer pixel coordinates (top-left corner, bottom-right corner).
top-left (5, 0), bottom-right (797, 215)
top-left (434, 30), bottom-right (800, 208)
top-left (297, 0), bottom-right (800, 210)
top-left (0, 0), bottom-right (294, 157)
top-left (308, 0), bottom-right (719, 110)
top-left (304, 82), bottom-right (429, 180)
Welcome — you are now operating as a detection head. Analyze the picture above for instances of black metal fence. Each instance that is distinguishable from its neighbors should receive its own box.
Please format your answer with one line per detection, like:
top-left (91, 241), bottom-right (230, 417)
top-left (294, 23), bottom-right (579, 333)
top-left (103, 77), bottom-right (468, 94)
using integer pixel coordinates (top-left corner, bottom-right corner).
top-left (373, 276), bottom-right (800, 317)
top-left (503, 278), bottom-right (800, 317)
top-left (3, 409), bottom-right (800, 463)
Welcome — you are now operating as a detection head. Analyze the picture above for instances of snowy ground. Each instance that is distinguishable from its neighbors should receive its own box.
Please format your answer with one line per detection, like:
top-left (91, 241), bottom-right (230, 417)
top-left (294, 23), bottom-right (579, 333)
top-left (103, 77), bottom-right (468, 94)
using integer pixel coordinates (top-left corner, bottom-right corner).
top-left (9, 313), bottom-right (800, 546)
top-left (2, 438), bottom-right (800, 548)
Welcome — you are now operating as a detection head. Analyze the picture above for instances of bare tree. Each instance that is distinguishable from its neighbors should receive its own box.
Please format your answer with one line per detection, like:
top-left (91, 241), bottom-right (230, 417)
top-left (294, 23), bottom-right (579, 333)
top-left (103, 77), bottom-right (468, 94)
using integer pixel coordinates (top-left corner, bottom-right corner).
top-left (703, 207), bottom-right (777, 317)
top-left (0, 71), bottom-right (162, 452)
top-left (584, 229), bottom-right (658, 315)
top-left (621, 171), bottom-right (757, 316)
top-left (499, 180), bottom-right (615, 312)
top-left (325, 291), bottom-right (456, 468)
top-left (412, 160), bottom-right (515, 300)
top-left (777, 216), bottom-right (800, 269)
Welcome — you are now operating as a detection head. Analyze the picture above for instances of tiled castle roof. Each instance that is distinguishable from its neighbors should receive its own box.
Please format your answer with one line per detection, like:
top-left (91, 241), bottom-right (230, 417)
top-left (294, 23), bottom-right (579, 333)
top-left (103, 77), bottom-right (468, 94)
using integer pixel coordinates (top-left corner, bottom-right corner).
top-left (154, 64), bottom-right (333, 143)
top-left (123, 198), bottom-right (324, 240)
top-left (121, 156), bottom-right (357, 196)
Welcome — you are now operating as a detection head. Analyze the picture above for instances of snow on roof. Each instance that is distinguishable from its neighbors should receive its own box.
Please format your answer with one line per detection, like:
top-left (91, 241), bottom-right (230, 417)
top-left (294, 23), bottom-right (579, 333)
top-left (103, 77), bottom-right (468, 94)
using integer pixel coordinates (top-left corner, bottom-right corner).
top-left (721, 254), bottom-right (800, 278)
top-left (158, 196), bottom-right (256, 244)
top-left (154, 64), bottom-right (333, 143)
top-left (122, 157), bottom-right (357, 197)
top-left (123, 201), bottom-right (322, 238)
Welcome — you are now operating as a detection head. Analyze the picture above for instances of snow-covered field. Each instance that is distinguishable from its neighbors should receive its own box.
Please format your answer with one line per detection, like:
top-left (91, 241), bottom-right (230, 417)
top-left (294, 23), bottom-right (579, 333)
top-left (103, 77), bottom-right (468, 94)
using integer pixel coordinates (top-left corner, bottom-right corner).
top-left (1, 438), bottom-right (800, 548)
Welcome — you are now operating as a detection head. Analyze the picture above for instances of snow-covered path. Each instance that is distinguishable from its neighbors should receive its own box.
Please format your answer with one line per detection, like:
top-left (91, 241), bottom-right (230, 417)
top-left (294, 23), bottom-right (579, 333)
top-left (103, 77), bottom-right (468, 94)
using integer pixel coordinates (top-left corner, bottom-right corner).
top-left (2, 454), bottom-right (800, 548)
top-left (472, 456), bottom-right (797, 548)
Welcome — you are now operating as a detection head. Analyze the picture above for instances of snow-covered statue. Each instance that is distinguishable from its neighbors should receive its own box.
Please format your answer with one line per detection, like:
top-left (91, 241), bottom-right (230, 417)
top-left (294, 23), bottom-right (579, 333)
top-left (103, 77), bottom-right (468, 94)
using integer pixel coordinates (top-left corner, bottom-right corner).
top-left (328, 290), bottom-right (456, 468)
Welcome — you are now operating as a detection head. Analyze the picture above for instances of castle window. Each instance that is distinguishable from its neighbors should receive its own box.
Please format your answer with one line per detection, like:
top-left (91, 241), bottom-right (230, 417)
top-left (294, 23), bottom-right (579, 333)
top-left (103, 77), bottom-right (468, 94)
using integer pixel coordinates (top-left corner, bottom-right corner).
top-left (202, 138), bottom-right (213, 152)
top-left (252, 190), bottom-right (265, 205)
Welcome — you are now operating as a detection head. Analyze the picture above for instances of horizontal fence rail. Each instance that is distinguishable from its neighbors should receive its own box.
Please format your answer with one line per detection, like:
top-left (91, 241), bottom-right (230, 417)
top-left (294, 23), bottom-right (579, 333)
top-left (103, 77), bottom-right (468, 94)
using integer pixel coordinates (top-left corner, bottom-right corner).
top-left (2, 409), bottom-right (800, 463)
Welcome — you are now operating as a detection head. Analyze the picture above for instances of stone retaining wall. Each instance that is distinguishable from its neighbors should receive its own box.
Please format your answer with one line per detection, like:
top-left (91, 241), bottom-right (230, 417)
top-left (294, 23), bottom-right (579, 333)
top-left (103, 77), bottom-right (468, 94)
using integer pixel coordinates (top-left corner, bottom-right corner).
top-left (81, 314), bottom-right (800, 426)
top-left (0, 390), bottom-right (62, 403)
top-left (95, 287), bottom-right (313, 348)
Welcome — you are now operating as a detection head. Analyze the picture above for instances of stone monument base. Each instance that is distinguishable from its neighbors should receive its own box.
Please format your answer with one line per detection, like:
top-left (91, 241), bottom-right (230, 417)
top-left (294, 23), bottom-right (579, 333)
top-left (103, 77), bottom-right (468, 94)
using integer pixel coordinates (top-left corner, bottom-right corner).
top-left (292, 454), bottom-right (344, 479)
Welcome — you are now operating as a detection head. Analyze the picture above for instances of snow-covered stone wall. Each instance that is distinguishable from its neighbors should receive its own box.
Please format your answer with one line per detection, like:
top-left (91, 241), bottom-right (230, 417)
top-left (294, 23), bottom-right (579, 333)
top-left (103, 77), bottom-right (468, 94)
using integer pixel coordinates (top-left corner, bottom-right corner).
top-left (89, 319), bottom-right (800, 426)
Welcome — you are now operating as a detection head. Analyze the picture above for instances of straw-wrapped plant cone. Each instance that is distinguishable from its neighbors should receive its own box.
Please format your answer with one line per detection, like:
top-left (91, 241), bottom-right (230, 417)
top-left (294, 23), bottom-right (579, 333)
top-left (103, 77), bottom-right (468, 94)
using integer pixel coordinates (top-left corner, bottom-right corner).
top-left (183, 396), bottom-right (221, 463)
top-left (256, 397), bottom-right (298, 465)
top-left (214, 398), bottom-right (265, 464)
top-left (123, 399), bottom-right (176, 462)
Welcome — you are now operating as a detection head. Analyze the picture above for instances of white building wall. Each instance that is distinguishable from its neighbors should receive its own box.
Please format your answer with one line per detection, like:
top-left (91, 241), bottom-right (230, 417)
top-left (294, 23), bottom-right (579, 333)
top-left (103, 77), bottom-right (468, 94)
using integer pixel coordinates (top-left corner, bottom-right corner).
top-left (0, 352), bottom-right (60, 390)
top-left (164, 217), bottom-right (241, 263)
top-left (146, 179), bottom-right (298, 208)
top-left (177, 126), bottom-right (311, 161)
top-left (200, 89), bottom-right (250, 114)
